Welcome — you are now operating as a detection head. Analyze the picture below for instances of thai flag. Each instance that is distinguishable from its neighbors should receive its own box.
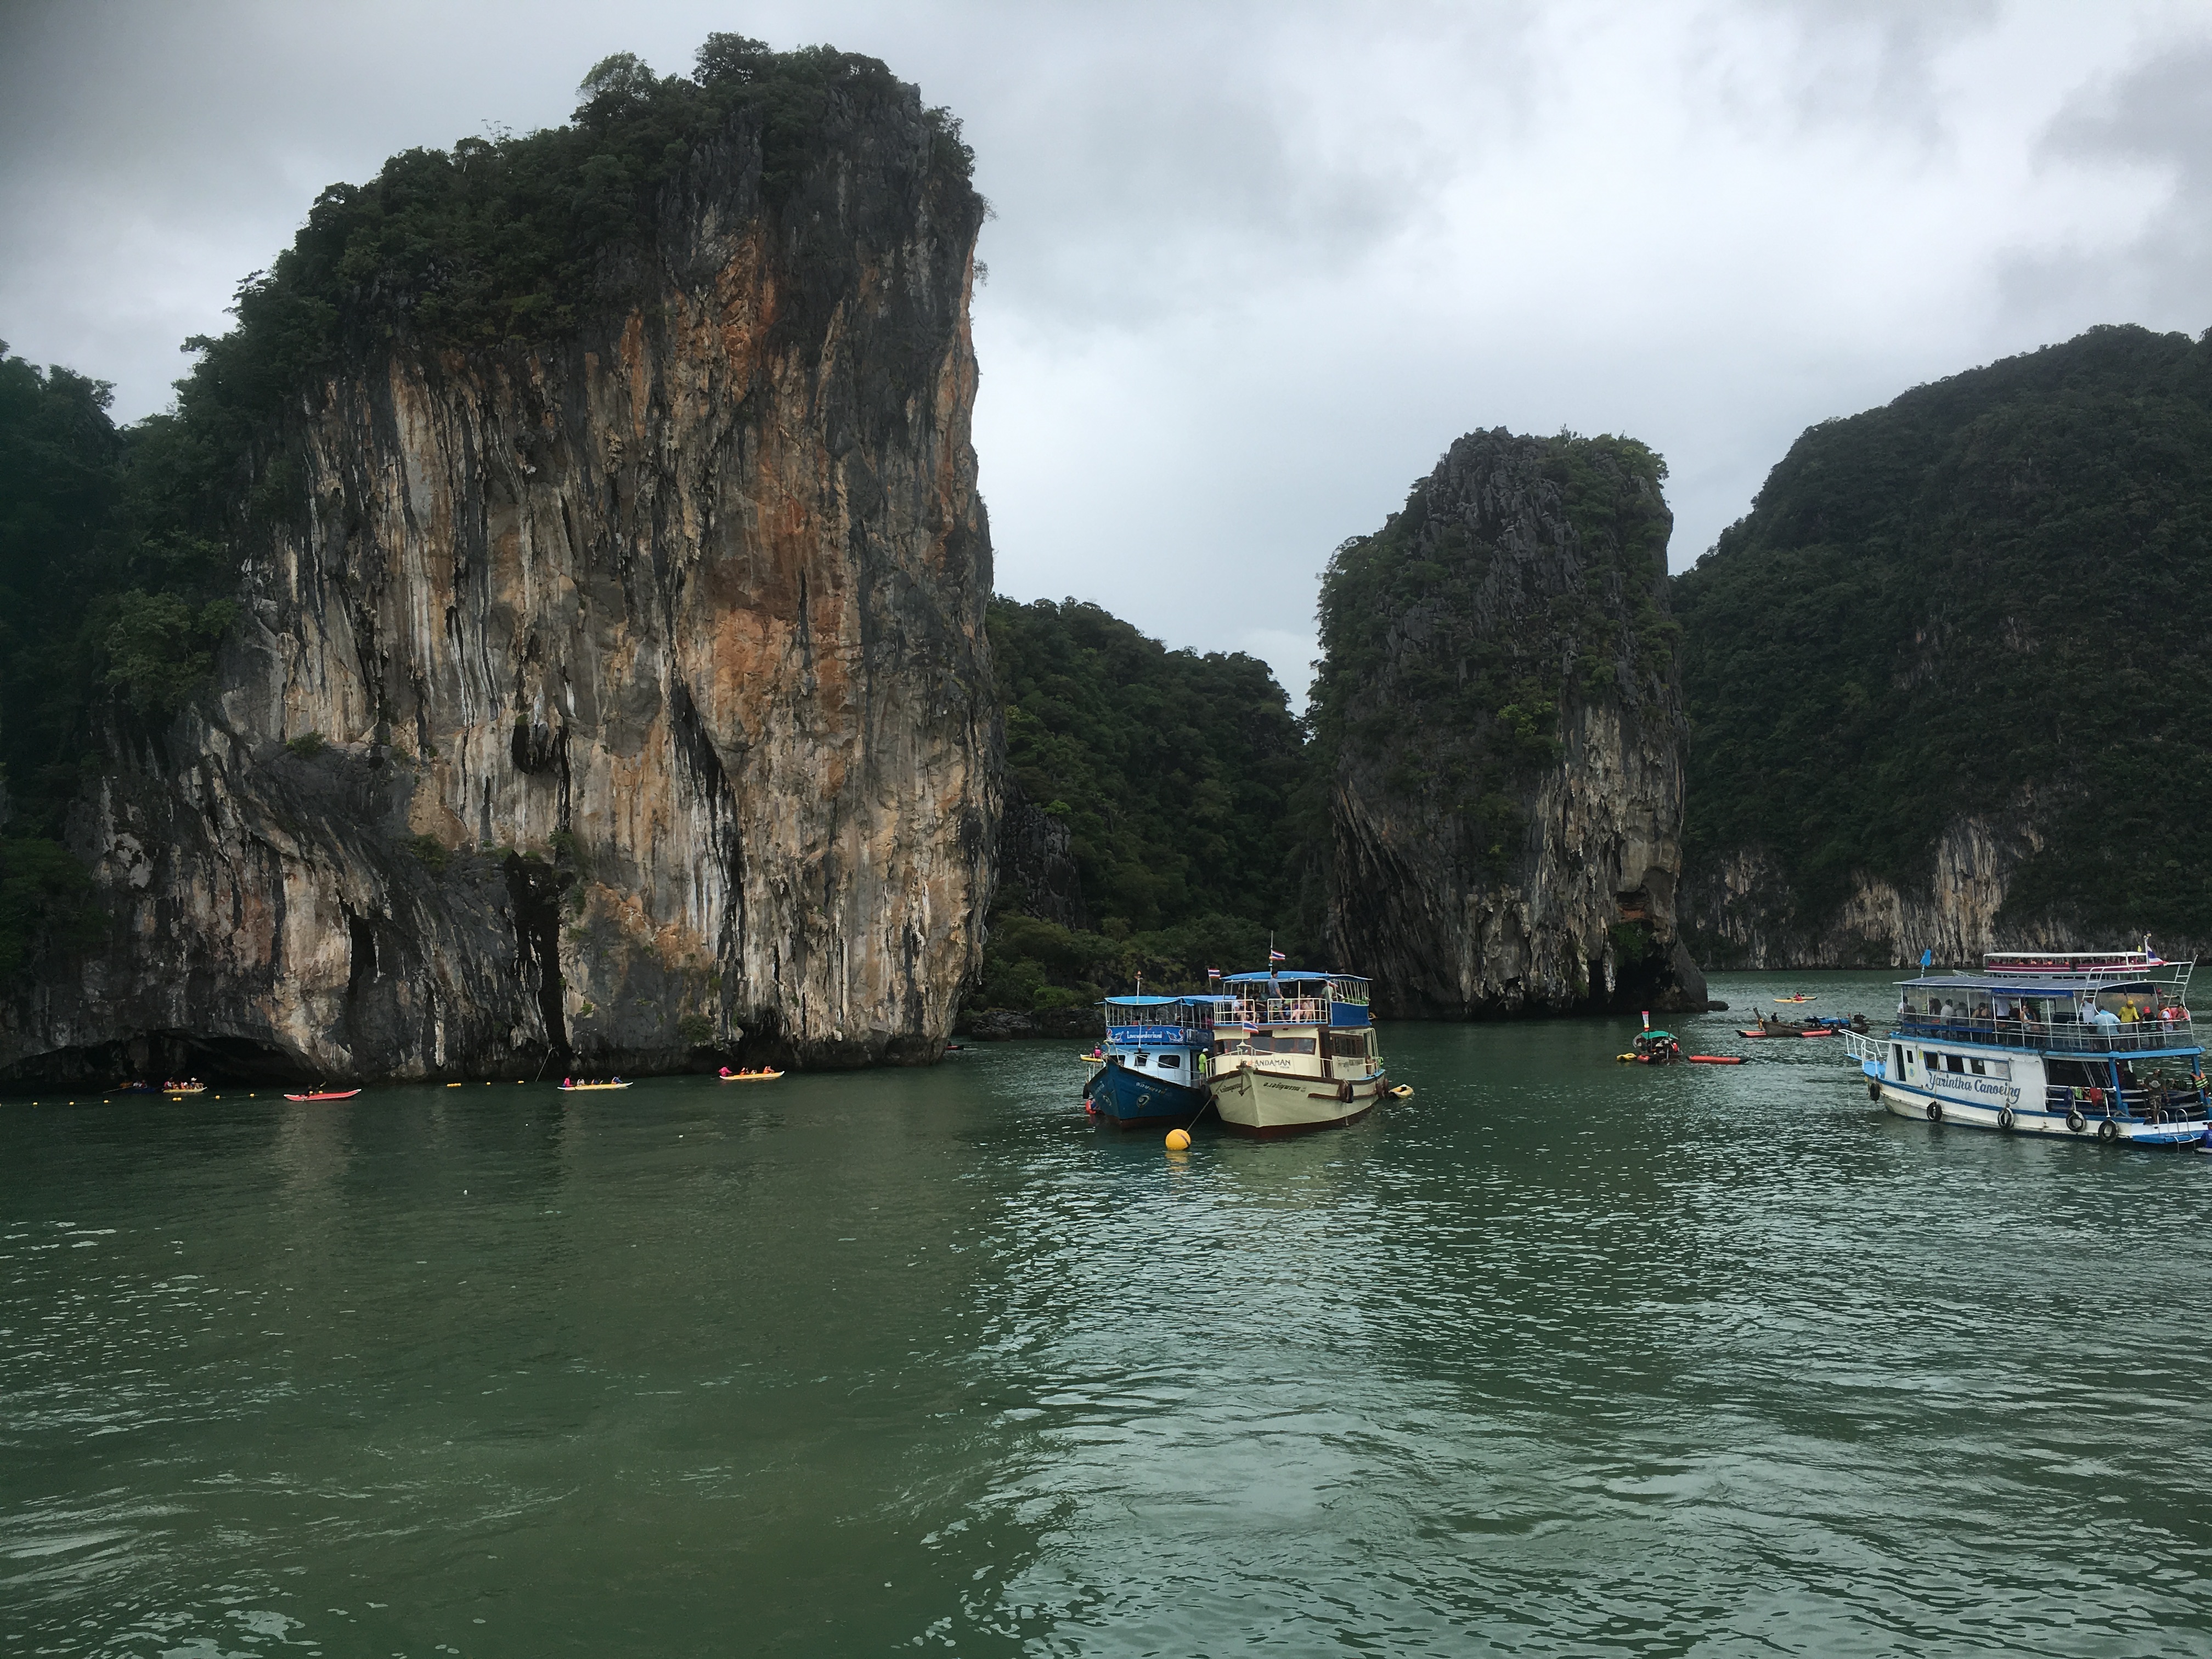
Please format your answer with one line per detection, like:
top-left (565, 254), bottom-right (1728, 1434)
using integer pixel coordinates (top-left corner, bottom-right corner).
top-left (1268, 949), bottom-right (1286, 962)
top-left (1207, 967), bottom-right (1221, 978)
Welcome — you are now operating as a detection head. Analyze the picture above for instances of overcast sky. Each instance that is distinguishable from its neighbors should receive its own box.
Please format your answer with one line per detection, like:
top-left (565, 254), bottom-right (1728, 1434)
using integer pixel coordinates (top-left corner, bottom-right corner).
top-left (4, 1), bottom-right (2208, 706)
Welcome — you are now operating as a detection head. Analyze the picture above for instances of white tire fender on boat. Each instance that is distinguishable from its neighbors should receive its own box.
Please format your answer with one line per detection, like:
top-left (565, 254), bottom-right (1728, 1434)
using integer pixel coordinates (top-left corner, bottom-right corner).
top-left (2067, 1109), bottom-right (2086, 1133)
top-left (1997, 1106), bottom-right (2015, 1131)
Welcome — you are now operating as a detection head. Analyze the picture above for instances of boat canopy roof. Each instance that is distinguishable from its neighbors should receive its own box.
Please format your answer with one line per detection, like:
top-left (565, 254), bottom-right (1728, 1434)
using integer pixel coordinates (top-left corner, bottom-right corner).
top-left (1102, 994), bottom-right (1227, 1008)
top-left (1218, 969), bottom-right (1365, 985)
top-left (1903, 973), bottom-right (2158, 997)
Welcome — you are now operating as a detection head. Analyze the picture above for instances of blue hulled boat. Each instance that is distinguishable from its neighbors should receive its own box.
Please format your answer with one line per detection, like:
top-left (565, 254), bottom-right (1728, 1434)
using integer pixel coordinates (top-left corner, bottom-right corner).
top-left (1084, 995), bottom-right (1222, 1128)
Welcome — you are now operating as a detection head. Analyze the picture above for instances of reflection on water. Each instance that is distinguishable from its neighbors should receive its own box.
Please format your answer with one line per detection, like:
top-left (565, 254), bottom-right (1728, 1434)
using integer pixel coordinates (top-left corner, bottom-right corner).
top-left (3, 972), bottom-right (2210, 1655)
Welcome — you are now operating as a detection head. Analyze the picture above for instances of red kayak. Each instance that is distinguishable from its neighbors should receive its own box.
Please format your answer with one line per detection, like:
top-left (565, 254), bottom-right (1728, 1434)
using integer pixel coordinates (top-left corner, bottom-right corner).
top-left (1687, 1054), bottom-right (1745, 1065)
top-left (284, 1089), bottom-right (361, 1101)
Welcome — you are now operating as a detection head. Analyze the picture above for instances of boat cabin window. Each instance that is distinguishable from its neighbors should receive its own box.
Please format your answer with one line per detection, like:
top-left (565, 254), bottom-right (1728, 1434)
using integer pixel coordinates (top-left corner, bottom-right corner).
top-left (1157, 1053), bottom-right (1181, 1069)
top-left (1246, 1033), bottom-right (1317, 1056)
top-left (1922, 1051), bottom-right (1940, 1070)
top-left (1946, 1054), bottom-right (1966, 1074)
top-left (1327, 1032), bottom-right (1370, 1059)
top-left (1968, 1057), bottom-right (1985, 1076)
top-left (1893, 1044), bottom-right (1906, 1073)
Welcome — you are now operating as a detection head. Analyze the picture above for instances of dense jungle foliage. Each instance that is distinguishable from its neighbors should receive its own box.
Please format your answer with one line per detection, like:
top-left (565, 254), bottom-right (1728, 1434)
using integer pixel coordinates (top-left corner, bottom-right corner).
top-left (965, 599), bottom-right (1314, 1018)
top-left (1308, 432), bottom-right (1677, 882)
top-left (1675, 323), bottom-right (2212, 947)
top-left (0, 39), bottom-right (972, 978)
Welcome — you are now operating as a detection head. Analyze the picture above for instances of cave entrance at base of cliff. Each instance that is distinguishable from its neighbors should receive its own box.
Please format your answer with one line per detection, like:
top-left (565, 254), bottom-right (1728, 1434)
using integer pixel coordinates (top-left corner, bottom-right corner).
top-left (0, 1031), bottom-right (315, 1090)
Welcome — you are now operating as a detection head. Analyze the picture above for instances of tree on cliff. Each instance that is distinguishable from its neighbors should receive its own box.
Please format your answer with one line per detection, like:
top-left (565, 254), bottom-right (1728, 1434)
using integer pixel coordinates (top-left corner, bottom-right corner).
top-left (1676, 323), bottom-right (2212, 954)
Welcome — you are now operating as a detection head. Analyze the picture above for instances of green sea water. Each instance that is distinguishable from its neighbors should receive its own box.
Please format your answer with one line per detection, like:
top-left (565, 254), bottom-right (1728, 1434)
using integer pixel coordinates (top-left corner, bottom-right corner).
top-left (5, 970), bottom-right (2210, 1656)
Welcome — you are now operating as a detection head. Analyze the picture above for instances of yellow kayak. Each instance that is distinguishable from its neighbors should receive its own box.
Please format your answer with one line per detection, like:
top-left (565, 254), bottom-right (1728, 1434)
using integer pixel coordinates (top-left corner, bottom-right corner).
top-left (718, 1069), bottom-right (783, 1082)
top-left (558, 1081), bottom-right (632, 1091)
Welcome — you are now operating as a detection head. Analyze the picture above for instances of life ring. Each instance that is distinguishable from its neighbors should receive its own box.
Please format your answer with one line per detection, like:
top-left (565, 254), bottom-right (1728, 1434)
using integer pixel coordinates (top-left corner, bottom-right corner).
top-left (1997, 1106), bottom-right (2015, 1131)
top-left (2066, 1109), bottom-right (2085, 1133)
top-left (1867, 1080), bottom-right (1882, 1102)
top-left (1926, 1099), bottom-right (1943, 1123)
top-left (2097, 1119), bottom-right (2120, 1144)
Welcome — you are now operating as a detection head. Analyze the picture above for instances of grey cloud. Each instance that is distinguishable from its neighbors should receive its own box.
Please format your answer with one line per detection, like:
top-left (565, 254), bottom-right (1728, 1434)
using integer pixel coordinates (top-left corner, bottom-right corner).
top-left (2012, 36), bottom-right (2212, 332)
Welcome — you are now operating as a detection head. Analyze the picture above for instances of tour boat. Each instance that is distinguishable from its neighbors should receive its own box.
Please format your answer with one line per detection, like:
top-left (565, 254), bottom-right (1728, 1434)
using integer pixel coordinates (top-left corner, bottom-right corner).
top-left (1840, 949), bottom-right (2209, 1146)
top-left (1207, 970), bottom-right (1385, 1135)
top-left (1085, 995), bottom-right (1221, 1128)
top-left (284, 1089), bottom-right (360, 1102)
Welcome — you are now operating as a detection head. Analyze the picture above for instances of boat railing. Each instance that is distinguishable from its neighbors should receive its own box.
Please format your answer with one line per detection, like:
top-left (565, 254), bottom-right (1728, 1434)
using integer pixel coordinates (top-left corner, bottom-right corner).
top-left (2044, 1083), bottom-right (2207, 1121)
top-left (1896, 1014), bottom-right (2197, 1054)
top-left (1222, 997), bottom-right (1328, 1026)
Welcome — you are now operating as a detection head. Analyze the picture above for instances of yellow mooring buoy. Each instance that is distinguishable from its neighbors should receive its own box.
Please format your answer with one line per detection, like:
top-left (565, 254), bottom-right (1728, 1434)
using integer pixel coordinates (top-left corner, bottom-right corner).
top-left (1164, 1128), bottom-right (1192, 1152)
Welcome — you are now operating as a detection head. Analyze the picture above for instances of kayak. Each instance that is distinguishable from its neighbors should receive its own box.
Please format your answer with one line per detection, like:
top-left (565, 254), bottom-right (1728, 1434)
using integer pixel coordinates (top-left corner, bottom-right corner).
top-left (284, 1089), bottom-right (360, 1101)
top-left (558, 1081), bottom-right (632, 1091)
top-left (1740, 1027), bottom-right (1839, 1039)
top-left (1687, 1055), bottom-right (1745, 1065)
top-left (718, 1070), bottom-right (783, 1082)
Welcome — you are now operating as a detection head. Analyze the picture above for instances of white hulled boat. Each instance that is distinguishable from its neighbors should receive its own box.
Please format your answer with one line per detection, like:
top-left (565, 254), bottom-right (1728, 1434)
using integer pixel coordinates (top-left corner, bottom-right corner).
top-left (1207, 969), bottom-right (1384, 1135)
top-left (1841, 948), bottom-right (2210, 1147)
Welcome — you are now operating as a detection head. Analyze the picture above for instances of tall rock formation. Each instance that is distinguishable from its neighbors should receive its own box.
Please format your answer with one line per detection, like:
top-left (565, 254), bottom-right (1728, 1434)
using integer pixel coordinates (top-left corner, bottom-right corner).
top-left (1312, 430), bottom-right (1705, 1016)
top-left (1675, 324), bottom-right (2212, 968)
top-left (2, 55), bottom-right (995, 1082)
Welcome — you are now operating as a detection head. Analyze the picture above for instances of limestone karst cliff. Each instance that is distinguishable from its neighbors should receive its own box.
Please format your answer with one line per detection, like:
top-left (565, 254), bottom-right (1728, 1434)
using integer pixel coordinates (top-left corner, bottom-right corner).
top-left (1311, 430), bottom-right (1706, 1016)
top-left (1675, 324), bottom-right (2212, 968)
top-left (1, 49), bottom-right (995, 1082)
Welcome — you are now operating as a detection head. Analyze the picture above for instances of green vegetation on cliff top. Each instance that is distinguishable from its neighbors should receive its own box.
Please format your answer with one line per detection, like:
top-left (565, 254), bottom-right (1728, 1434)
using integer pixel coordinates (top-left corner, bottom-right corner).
top-left (1677, 323), bottom-right (2212, 949)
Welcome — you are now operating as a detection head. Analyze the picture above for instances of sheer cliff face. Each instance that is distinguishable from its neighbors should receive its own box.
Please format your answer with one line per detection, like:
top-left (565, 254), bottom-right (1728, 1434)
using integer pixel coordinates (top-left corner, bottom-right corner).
top-left (1681, 808), bottom-right (2106, 968)
top-left (4, 93), bottom-right (994, 1080)
top-left (1315, 431), bottom-right (1705, 1017)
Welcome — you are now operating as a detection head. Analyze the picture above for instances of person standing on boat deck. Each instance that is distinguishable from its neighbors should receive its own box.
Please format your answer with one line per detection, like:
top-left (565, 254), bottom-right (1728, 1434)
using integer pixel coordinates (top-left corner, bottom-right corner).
top-left (2093, 1004), bottom-right (2123, 1029)
top-left (2120, 995), bottom-right (2142, 1023)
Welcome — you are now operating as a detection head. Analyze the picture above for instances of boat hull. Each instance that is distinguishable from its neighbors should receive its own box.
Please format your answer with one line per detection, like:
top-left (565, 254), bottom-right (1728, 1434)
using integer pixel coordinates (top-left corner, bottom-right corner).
top-left (1874, 1081), bottom-right (2207, 1147)
top-left (1086, 1060), bottom-right (1208, 1127)
top-left (1211, 1065), bottom-right (1380, 1136)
